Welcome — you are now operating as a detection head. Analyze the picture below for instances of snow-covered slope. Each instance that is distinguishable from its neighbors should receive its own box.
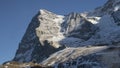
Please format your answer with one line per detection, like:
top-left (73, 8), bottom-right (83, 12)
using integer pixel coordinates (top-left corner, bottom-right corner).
top-left (42, 46), bottom-right (120, 68)
top-left (13, 0), bottom-right (120, 67)
top-left (79, 14), bottom-right (120, 46)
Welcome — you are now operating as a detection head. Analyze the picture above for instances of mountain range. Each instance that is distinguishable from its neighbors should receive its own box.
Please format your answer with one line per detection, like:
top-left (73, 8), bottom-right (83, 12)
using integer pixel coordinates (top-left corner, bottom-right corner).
top-left (1, 0), bottom-right (120, 68)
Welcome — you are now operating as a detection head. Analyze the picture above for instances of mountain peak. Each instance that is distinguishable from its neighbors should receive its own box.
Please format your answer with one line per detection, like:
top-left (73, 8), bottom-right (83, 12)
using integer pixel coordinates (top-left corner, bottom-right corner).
top-left (89, 0), bottom-right (120, 16)
top-left (11, 0), bottom-right (120, 68)
top-left (39, 9), bottom-right (49, 14)
top-left (39, 9), bottom-right (56, 15)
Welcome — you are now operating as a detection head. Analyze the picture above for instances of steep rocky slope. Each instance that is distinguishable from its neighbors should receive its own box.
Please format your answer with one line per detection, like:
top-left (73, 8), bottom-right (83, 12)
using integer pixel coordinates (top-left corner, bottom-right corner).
top-left (13, 10), bottom-right (65, 63)
top-left (10, 0), bottom-right (120, 68)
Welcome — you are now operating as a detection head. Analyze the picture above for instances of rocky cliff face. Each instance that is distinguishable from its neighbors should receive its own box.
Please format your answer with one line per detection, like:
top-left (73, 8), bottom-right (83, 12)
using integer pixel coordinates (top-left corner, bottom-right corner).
top-left (13, 0), bottom-right (120, 68)
top-left (13, 10), bottom-right (65, 63)
top-left (13, 9), bottom-right (99, 63)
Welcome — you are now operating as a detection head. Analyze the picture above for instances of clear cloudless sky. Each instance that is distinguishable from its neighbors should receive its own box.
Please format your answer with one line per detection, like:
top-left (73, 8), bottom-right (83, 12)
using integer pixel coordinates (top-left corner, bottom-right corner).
top-left (0, 0), bottom-right (107, 64)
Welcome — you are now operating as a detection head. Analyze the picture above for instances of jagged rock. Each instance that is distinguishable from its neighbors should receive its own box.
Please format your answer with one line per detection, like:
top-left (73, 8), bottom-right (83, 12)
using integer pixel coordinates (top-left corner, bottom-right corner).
top-left (13, 10), bottom-right (65, 63)
top-left (13, 9), bottom-right (99, 62)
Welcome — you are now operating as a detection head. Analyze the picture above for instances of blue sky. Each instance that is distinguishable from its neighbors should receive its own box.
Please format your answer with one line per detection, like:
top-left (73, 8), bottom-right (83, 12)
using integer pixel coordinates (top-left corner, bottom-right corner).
top-left (0, 0), bottom-right (107, 64)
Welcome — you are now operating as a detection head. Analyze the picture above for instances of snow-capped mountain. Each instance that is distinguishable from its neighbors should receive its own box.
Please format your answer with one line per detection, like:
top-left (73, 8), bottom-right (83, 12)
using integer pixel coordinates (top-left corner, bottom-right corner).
top-left (13, 9), bottom-right (65, 63)
top-left (12, 0), bottom-right (120, 68)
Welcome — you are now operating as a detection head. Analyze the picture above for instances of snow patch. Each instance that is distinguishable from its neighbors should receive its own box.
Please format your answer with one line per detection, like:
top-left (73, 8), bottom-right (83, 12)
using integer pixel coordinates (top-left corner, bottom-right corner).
top-left (87, 17), bottom-right (101, 24)
top-left (53, 15), bottom-right (65, 23)
top-left (40, 9), bottom-right (45, 14)
top-left (114, 6), bottom-right (120, 11)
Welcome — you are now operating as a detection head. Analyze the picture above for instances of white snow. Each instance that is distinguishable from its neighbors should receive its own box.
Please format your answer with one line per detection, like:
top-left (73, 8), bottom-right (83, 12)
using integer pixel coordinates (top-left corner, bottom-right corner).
top-left (4, 66), bottom-right (8, 68)
top-left (46, 15), bottom-right (65, 48)
top-left (113, 0), bottom-right (120, 11)
top-left (79, 14), bottom-right (120, 45)
top-left (53, 15), bottom-right (64, 23)
top-left (87, 17), bottom-right (101, 24)
top-left (40, 9), bottom-right (45, 14)
top-left (42, 46), bottom-right (108, 66)
top-left (51, 34), bottom-right (64, 41)
top-left (114, 6), bottom-right (120, 11)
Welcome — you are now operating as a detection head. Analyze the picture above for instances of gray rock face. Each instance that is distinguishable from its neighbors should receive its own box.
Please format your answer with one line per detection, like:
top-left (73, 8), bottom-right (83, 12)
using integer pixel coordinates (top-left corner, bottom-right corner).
top-left (112, 10), bottom-right (120, 25)
top-left (61, 12), bottom-right (97, 40)
top-left (13, 10), bottom-right (65, 63)
top-left (13, 13), bottom-right (40, 62)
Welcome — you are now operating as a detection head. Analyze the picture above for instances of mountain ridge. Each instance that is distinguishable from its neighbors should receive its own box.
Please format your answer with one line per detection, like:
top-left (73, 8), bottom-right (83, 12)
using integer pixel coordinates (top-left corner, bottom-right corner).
top-left (14, 0), bottom-right (120, 62)
top-left (2, 0), bottom-right (120, 68)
